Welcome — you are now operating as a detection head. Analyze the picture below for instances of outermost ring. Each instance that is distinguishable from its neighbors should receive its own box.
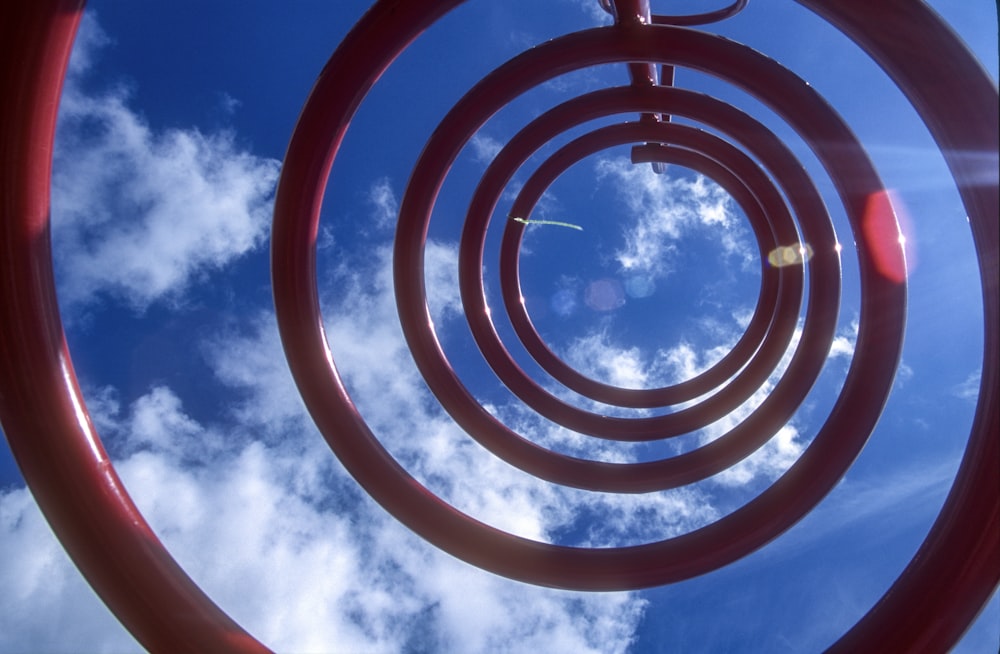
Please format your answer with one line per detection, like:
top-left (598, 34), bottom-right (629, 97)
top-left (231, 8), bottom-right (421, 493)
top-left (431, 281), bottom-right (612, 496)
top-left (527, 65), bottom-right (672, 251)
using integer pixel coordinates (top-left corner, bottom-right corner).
top-left (0, 2), bottom-right (271, 651)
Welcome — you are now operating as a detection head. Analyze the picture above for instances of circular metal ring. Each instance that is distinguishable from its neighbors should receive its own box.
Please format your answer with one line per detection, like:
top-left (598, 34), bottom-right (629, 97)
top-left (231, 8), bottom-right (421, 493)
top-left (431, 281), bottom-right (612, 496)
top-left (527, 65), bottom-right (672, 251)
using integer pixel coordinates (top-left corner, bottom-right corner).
top-left (0, 3), bottom-right (269, 651)
top-left (497, 123), bottom-right (786, 408)
top-left (651, 0), bottom-right (749, 26)
top-left (278, 22), bottom-right (901, 588)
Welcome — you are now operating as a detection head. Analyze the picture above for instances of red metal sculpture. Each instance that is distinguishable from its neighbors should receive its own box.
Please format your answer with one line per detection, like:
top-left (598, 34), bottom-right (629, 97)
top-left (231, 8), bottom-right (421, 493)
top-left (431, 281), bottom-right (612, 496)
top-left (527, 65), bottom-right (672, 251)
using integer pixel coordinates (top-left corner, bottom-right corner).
top-left (1, 1), bottom-right (996, 651)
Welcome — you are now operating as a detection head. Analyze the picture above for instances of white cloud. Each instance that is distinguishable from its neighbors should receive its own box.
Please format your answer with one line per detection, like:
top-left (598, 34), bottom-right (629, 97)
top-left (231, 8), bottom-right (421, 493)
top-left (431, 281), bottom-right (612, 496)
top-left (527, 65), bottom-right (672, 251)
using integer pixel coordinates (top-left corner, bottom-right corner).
top-left (65, 13), bottom-right (111, 77)
top-left (0, 487), bottom-right (137, 653)
top-left (649, 339), bottom-right (733, 388)
top-left (10, 143), bottom-right (807, 647)
top-left (712, 424), bottom-right (802, 486)
top-left (565, 331), bottom-right (649, 389)
top-left (469, 132), bottom-right (504, 164)
top-left (51, 16), bottom-right (280, 312)
top-left (218, 92), bottom-right (242, 115)
top-left (828, 335), bottom-right (855, 358)
top-left (368, 177), bottom-right (399, 229)
top-left (828, 319), bottom-right (859, 359)
top-left (320, 239), bottom-right (720, 542)
top-left (567, 0), bottom-right (615, 24)
top-left (0, 353), bottom-right (650, 653)
top-left (594, 157), bottom-right (752, 278)
top-left (698, 326), bottom-right (805, 487)
top-left (895, 361), bottom-right (915, 389)
top-left (5, 136), bottom-right (819, 653)
top-left (952, 369), bottom-right (981, 400)
top-left (3, 192), bottom-right (667, 652)
top-left (555, 313), bottom-right (808, 488)
top-left (205, 314), bottom-right (312, 438)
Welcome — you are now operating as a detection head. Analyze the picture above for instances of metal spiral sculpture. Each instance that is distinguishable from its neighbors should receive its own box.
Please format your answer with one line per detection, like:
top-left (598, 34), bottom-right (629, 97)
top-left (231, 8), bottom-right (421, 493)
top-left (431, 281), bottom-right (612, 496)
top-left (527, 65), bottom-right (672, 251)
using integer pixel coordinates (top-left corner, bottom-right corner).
top-left (1, 1), bottom-right (997, 651)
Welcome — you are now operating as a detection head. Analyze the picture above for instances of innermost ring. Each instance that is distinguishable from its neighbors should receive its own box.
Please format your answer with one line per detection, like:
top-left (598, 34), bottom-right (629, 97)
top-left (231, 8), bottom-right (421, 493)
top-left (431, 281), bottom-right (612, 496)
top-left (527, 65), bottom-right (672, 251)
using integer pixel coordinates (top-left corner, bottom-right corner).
top-left (499, 130), bottom-right (784, 409)
top-left (518, 160), bottom-right (756, 384)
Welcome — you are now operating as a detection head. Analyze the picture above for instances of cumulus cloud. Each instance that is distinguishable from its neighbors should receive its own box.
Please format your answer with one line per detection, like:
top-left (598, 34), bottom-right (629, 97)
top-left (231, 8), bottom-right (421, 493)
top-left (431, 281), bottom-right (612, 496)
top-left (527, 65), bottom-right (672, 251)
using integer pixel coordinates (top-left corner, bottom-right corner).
top-left (0, 318), bottom-right (650, 654)
top-left (828, 319), bottom-right (859, 359)
top-left (0, 487), bottom-right (137, 653)
top-left (565, 331), bottom-right (650, 389)
top-left (3, 188), bottom-right (665, 653)
top-left (50, 15), bottom-right (280, 312)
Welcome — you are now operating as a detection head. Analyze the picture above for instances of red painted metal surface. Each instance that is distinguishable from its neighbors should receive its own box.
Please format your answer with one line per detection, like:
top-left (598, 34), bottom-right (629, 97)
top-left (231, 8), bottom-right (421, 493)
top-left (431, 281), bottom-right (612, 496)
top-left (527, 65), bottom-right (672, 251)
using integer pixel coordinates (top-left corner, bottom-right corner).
top-left (650, 0), bottom-right (748, 26)
top-left (0, 2), bottom-right (270, 652)
top-left (0, 0), bottom-right (995, 651)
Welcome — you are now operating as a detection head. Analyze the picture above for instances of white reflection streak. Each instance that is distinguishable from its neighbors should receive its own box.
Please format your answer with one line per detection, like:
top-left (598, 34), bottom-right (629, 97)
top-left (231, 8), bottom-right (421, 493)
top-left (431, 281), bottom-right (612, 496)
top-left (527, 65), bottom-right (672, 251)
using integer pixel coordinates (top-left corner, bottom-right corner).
top-left (62, 355), bottom-right (106, 462)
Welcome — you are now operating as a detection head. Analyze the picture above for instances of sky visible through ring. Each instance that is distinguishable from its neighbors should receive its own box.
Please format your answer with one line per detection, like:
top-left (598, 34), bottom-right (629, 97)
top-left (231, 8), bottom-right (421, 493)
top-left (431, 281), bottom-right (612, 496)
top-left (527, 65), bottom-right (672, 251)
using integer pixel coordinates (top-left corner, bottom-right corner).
top-left (0, 1), bottom-right (997, 652)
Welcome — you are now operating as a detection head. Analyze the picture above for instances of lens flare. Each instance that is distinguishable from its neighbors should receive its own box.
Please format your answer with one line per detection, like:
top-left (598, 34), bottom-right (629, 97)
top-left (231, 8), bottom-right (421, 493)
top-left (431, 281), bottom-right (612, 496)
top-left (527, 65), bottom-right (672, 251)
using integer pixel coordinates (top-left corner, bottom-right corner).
top-left (862, 189), bottom-right (909, 283)
top-left (584, 278), bottom-right (626, 311)
top-left (767, 243), bottom-right (814, 267)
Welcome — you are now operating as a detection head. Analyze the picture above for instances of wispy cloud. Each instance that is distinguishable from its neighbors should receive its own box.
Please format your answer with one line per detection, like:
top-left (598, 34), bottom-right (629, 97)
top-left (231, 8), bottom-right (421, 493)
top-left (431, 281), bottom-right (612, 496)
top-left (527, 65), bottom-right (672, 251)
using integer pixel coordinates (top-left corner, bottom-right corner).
top-left (566, 0), bottom-right (615, 24)
top-left (594, 157), bottom-right (753, 279)
top-left (469, 132), bottom-right (504, 164)
top-left (952, 369), bottom-right (981, 401)
top-left (367, 177), bottom-right (399, 229)
top-left (767, 456), bottom-right (959, 560)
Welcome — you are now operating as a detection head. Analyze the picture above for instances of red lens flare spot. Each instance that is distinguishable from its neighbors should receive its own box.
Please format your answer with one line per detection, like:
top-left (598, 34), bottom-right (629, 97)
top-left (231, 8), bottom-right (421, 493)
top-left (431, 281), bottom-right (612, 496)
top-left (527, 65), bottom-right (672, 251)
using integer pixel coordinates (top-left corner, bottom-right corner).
top-left (862, 190), bottom-right (909, 284)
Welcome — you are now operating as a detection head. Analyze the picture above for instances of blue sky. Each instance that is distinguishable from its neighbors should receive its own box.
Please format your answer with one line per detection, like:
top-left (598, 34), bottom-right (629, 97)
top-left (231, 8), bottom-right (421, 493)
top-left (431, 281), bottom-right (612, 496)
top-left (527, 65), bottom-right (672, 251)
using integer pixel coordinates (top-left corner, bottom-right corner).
top-left (0, 1), bottom-right (997, 652)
